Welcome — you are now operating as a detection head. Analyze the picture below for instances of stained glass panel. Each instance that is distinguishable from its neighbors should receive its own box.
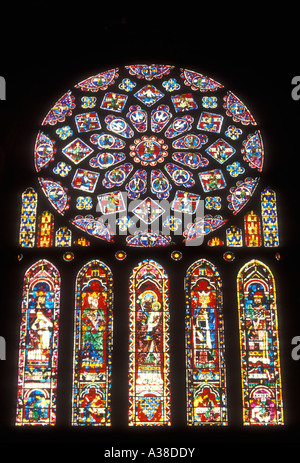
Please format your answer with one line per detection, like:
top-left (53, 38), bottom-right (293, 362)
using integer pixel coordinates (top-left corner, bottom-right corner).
top-left (261, 187), bottom-right (279, 247)
top-left (16, 259), bottom-right (60, 425)
top-left (72, 260), bottom-right (113, 425)
top-left (185, 259), bottom-right (227, 425)
top-left (244, 211), bottom-right (261, 247)
top-left (129, 259), bottom-right (170, 426)
top-left (37, 211), bottom-right (54, 247)
top-left (19, 187), bottom-right (37, 248)
top-left (30, 64), bottom-right (265, 248)
top-left (237, 259), bottom-right (283, 425)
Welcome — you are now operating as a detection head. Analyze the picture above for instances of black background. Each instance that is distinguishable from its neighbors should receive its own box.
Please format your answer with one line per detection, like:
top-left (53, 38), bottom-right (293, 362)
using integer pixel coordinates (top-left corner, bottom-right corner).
top-left (0, 7), bottom-right (300, 450)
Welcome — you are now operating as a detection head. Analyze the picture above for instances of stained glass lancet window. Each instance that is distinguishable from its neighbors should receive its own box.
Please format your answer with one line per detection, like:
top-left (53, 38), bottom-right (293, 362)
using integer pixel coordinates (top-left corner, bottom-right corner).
top-left (19, 187), bottom-right (37, 248)
top-left (185, 259), bottom-right (227, 425)
top-left (261, 187), bottom-right (279, 247)
top-left (37, 211), bottom-right (54, 247)
top-left (244, 211), bottom-right (261, 247)
top-left (237, 259), bottom-right (283, 425)
top-left (129, 259), bottom-right (170, 426)
top-left (16, 259), bottom-right (60, 425)
top-left (72, 260), bottom-right (113, 426)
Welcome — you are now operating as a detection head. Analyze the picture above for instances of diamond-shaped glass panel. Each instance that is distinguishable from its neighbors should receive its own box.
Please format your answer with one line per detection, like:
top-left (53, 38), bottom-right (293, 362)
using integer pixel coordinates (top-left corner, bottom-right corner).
top-left (62, 138), bottom-right (94, 164)
top-left (205, 138), bottom-right (235, 164)
top-left (134, 84), bottom-right (164, 107)
top-left (132, 197), bottom-right (165, 224)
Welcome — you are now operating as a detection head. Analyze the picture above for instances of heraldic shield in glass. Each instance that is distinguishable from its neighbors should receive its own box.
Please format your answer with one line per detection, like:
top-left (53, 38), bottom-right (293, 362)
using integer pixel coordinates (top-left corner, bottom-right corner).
top-left (237, 260), bottom-right (283, 425)
top-left (129, 259), bottom-right (171, 426)
top-left (72, 260), bottom-right (113, 425)
top-left (16, 259), bottom-right (61, 425)
top-left (185, 259), bottom-right (227, 425)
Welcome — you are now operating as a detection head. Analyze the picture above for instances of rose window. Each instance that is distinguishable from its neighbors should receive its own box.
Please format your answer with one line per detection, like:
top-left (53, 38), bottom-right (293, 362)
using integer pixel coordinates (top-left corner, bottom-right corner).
top-left (34, 64), bottom-right (264, 247)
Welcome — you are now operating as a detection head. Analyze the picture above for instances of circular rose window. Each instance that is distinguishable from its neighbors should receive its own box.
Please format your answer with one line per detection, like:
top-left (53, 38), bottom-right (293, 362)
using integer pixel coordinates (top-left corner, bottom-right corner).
top-left (34, 64), bottom-right (263, 247)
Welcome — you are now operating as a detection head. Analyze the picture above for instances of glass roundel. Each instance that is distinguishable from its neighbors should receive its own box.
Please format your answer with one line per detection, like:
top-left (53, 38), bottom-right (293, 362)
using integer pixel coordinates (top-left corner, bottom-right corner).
top-left (35, 64), bottom-right (264, 247)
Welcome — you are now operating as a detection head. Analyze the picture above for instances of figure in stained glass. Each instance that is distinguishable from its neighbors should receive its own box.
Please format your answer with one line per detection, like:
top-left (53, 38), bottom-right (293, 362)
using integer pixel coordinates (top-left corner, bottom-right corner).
top-left (72, 260), bottom-right (113, 426)
top-left (237, 260), bottom-right (283, 425)
top-left (129, 260), bottom-right (170, 426)
top-left (16, 260), bottom-right (60, 426)
top-left (185, 259), bottom-right (227, 425)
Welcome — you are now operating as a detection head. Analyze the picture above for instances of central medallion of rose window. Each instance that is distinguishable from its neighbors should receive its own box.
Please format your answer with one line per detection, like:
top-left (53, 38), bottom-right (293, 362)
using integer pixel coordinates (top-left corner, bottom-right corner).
top-left (130, 136), bottom-right (168, 166)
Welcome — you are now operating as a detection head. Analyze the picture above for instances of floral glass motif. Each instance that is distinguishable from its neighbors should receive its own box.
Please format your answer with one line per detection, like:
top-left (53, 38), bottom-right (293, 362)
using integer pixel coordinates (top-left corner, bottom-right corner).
top-left (55, 226), bottom-right (72, 247)
top-left (185, 259), bottom-right (227, 425)
top-left (261, 187), bottom-right (279, 247)
top-left (72, 260), bottom-right (113, 426)
top-left (16, 260), bottom-right (60, 425)
top-left (129, 260), bottom-right (170, 426)
top-left (237, 260), bottom-right (283, 425)
top-left (19, 187), bottom-right (37, 248)
top-left (226, 225), bottom-right (243, 247)
top-left (31, 64), bottom-right (263, 247)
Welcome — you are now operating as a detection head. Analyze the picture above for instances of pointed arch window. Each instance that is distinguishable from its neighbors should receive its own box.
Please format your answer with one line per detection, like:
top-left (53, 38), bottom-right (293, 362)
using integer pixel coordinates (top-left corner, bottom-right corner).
top-left (72, 260), bottom-right (113, 426)
top-left (16, 259), bottom-right (60, 425)
top-left (129, 259), bottom-right (170, 426)
top-left (185, 259), bottom-right (227, 425)
top-left (237, 259), bottom-right (284, 425)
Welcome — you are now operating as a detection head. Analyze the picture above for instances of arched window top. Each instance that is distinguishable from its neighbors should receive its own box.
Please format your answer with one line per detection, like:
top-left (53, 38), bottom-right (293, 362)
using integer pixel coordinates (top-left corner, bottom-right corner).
top-left (186, 258), bottom-right (222, 283)
top-left (131, 258), bottom-right (168, 281)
